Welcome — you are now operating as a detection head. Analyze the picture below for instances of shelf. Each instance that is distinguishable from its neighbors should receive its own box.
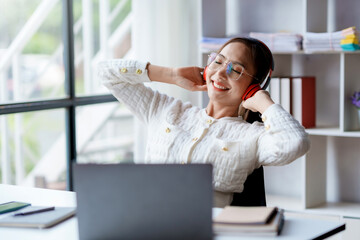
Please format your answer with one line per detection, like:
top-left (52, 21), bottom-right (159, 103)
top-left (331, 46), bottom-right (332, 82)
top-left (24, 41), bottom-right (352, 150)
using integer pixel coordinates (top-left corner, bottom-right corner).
top-left (273, 51), bottom-right (360, 55)
top-left (202, 0), bottom-right (360, 220)
top-left (201, 48), bottom-right (360, 55)
top-left (306, 127), bottom-right (360, 137)
top-left (307, 202), bottom-right (360, 219)
top-left (267, 194), bottom-right (360, 218)
top-left (266, 194), bottom-right (303, 211)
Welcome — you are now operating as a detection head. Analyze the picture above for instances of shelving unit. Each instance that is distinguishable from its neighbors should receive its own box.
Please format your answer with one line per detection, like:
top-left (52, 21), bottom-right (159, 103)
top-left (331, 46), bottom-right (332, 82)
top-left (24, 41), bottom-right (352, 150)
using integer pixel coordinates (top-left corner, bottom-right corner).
top-left (267, 194), bottom-right (360, 218)
top-left (200, 0), bottom-right (360, 223)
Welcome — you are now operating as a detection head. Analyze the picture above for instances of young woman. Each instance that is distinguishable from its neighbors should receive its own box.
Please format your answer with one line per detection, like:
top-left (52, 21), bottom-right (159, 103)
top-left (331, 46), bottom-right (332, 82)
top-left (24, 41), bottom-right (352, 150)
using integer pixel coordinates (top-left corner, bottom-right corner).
top-left (98, 37), bottom-right (310, 207)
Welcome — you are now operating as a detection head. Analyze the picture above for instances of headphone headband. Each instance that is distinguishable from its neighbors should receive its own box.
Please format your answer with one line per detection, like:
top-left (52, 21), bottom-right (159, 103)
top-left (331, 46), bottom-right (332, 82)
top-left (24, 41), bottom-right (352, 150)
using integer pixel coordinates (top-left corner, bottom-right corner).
top-left (247, 37), bottom-right (274, 90)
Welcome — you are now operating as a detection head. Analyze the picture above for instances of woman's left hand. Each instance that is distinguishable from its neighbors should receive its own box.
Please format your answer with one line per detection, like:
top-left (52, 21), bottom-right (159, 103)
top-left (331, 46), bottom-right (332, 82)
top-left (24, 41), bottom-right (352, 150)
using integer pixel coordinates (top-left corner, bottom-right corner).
top-left (242, 90), bottom-right (275, 114)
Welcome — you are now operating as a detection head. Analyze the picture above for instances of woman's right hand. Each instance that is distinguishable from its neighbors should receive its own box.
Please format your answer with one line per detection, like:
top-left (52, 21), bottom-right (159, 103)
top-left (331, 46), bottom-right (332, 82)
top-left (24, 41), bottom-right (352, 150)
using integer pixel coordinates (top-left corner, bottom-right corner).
top-left (148, 64), bottom-right (207, 91)
top-left (173, 66), bottom-right (207, 91)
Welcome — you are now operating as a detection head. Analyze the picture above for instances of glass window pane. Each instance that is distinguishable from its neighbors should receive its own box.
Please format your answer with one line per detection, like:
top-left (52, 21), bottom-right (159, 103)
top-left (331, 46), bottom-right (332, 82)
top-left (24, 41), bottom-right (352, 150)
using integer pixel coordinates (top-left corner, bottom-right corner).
top-left (73, 0), bottom-right (132, 96)
top-left (0, 0), bottom-right (65, 104)
top-left (76, 102), bottom-right (134, 163)
top-left (0, 109), bottom-right (66, 190)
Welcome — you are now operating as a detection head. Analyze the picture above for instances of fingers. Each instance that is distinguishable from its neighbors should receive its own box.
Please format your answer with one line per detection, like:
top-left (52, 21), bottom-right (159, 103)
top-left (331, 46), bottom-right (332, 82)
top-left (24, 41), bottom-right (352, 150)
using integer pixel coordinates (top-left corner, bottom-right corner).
top-left (194, 66), bottom-right (204, 72)
top-left (193, 66), bottom-right (204, 76)
top-left (193, 67), bottom-right (205, 79)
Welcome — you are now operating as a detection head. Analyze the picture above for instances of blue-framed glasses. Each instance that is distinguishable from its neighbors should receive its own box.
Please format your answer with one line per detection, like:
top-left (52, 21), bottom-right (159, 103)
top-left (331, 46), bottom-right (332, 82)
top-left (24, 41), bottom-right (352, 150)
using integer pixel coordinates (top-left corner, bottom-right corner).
top-left (207, 52), bottom-right (258, 81)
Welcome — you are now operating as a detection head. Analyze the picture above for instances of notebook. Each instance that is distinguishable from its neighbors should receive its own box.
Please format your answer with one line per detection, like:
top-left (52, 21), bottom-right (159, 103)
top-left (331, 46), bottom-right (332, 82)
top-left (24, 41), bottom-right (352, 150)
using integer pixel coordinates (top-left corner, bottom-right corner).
top-left (213, 208), bottom-right (284, 237)
top-left (0, 206), bottom-right (76, 229)
top-left (73, 163), bottom-right (213, 240)
top-left (214, 206), bottom-right (277, 225)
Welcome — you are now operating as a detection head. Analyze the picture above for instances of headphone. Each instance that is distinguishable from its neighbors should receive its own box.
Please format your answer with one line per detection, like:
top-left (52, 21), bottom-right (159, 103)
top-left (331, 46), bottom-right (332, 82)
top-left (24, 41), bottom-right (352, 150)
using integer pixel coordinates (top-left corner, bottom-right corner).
top-left (203, 38), bottom-right (274, 101)
top-left (249, 37), bottom-right (274, 91)
top-left (241, 38), bottom-right (274, 100)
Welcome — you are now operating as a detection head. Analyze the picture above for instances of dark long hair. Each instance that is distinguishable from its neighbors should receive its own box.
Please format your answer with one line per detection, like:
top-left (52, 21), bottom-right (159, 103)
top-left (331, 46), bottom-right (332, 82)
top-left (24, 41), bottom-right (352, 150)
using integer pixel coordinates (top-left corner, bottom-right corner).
top-left (217, 37), bottom-right (274, 122)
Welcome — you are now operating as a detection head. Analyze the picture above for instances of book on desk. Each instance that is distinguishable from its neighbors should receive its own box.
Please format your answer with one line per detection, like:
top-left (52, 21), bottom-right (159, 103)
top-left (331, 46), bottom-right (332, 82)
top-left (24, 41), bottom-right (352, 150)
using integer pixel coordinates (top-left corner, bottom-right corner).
top-left (0, 206), bottom-right (76, 229)
top-left (213, 206), bottom-right (284, 236)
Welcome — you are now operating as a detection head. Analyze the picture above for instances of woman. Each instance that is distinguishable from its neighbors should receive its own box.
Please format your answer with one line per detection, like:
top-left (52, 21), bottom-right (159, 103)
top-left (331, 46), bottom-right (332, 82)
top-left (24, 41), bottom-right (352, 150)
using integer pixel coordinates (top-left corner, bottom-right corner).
top-left (98, 37), bottom-right (310, 207)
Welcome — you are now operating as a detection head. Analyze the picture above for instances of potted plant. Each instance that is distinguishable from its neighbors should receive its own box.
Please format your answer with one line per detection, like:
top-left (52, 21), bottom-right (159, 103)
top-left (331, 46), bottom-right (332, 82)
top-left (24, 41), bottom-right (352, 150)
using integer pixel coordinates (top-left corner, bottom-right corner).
top-left (350, 91), bottom-right (360, 127)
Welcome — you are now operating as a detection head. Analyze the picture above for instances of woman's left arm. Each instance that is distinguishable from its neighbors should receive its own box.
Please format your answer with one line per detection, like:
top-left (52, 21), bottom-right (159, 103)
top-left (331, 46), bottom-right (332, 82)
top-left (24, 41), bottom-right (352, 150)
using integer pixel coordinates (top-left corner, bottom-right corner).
top-left (242, 89), bottom-right (310, 165)
top-left (242, 90), bottom-right (274, 114)
top-left (255, 103), bottom-right (311, 166)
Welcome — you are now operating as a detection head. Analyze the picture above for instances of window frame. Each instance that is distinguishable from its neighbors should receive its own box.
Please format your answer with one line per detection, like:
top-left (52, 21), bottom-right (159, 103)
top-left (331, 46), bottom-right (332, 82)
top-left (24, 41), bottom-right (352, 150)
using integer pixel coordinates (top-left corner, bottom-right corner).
top-left (0, 0), bottom-right (117, 190)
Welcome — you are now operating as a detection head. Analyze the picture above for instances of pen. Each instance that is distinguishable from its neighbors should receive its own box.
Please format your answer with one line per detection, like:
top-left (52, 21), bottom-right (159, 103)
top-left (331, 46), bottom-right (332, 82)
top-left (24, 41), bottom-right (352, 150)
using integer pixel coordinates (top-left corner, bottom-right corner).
top-left (13, 206), bottom-right (55, 216)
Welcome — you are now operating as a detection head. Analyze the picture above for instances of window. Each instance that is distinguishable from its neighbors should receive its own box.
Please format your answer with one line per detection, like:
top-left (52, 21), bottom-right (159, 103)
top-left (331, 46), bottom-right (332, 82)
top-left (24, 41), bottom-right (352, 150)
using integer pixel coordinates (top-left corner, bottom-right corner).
top-left (76, 102), bottom-right (134, 164)
top-left (0, 0), bottom-right (133, 190)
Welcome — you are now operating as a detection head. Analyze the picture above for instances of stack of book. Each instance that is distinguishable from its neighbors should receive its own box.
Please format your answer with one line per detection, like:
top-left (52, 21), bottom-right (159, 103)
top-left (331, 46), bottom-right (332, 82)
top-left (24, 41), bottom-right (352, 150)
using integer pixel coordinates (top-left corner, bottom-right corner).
top-left (249, 32), bottom-right (303, 52)
top-left (213, 206), bottom-right (284, 237)
top-left (340, 26), bottom-right (360, 51)
top-left (303, 26), bottom-right (359, 53)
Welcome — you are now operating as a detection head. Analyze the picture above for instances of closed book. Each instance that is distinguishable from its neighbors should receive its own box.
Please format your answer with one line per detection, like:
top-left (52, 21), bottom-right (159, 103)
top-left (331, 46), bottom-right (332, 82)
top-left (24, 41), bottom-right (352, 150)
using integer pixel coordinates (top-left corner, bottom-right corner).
top-left (341, 26), bottom-right (357, 36)
top-left (291, 77), bottom-right (316, 128)
top-left (344, 33), bottom-right (358, 39)
top-left (341, 43), bottom-right (360, 51)
top-left (213, 207), bottom-right (284, 237)
top-left (340, 38), bottom-right (358, 45)
top-left (214, 206), bottom-right (277, 225)
top-left (0, 206), bottom-right (76, 229)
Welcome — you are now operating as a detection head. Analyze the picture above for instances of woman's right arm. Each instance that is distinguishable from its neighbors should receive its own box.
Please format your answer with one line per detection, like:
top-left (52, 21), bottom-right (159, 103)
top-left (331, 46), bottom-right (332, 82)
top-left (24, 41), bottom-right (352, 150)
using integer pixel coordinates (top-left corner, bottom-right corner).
top-left (98, 59), bottom-right (206, 124)
top-left (98, 59), bottom-right (159, 124)
top-left (147, 64), bottom-right (207, 92)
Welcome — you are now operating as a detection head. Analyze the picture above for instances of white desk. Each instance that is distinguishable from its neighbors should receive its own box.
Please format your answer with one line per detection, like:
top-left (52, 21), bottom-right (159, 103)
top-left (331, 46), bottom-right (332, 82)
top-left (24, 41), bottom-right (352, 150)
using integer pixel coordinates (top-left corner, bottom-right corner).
top-left (0, 184), bottom-right (345, 240)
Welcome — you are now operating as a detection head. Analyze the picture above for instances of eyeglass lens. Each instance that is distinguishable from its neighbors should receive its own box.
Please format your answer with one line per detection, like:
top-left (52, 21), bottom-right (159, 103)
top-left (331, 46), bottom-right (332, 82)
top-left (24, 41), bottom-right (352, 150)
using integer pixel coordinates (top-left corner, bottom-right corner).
top-left (207, 53), bottom-right (244, 81)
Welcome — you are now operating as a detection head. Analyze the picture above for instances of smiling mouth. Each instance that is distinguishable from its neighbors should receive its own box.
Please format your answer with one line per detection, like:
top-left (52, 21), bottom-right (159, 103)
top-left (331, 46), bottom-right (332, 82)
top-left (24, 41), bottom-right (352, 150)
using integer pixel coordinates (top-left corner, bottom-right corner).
top-left (212, 81), bottom-right (229, 91)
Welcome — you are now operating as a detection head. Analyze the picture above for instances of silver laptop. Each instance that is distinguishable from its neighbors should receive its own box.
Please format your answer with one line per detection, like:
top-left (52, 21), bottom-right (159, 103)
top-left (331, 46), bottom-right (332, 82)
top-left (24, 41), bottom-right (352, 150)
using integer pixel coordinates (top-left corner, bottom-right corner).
top-left (73, 163), bottom-right (213, 240)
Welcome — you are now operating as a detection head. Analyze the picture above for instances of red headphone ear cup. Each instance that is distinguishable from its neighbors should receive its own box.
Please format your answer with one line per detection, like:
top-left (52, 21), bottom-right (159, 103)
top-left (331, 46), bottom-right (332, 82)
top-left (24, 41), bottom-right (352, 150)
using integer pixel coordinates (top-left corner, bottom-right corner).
top-left (203, 66), bottom-right (208, 81)
top-left (242, 84), bottom-right (261, 101)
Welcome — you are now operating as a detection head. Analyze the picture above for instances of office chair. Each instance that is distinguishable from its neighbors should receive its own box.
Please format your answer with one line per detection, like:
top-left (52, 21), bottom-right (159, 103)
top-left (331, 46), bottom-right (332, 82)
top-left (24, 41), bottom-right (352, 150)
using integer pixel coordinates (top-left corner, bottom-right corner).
top-left (230, 166), bottom-right (266, 206)
top-left (230, 111), bottom-right (266, 207)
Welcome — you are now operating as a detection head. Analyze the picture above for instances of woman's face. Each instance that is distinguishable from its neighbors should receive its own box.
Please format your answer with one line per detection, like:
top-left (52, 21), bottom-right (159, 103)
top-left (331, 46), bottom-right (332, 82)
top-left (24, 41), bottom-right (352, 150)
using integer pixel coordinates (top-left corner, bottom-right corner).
top-left (206, 42), bottom-right (255, 108)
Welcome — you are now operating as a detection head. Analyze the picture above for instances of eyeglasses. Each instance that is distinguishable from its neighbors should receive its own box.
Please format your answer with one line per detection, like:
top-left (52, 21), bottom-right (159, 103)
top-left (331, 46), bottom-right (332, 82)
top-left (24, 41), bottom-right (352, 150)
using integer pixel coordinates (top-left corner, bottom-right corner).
top-left (207, 52), bottom-right (258, 81)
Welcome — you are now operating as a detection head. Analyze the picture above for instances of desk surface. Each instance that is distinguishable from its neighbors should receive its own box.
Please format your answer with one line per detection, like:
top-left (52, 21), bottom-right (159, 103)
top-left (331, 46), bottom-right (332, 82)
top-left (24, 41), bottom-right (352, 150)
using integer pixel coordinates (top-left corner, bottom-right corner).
top-left (0, 184), bottom-right (345, 240)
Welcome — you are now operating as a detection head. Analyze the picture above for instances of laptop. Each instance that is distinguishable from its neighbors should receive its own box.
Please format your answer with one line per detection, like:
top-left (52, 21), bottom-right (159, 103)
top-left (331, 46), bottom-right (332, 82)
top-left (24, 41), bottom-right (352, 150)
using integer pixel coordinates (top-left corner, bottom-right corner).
top-left (73, 163), bottom-right (213, 240)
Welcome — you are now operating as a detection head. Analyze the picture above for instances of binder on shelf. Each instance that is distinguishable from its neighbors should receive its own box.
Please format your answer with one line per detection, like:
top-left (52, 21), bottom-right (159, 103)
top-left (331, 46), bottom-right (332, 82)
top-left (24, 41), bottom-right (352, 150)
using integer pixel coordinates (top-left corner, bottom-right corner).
top-left (269, 77), bottom-right (281, 104)
top-left (280, 77), bottom-right (292, 113)
top-left (269, 77), bottom-right (292, 113)
top-left (291, 77), bottom-right (316, 128)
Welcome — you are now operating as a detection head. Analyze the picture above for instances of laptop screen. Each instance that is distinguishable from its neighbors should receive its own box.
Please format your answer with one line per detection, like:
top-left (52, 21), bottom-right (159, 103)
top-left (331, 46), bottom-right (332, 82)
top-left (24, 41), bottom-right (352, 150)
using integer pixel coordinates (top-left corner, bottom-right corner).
top-left (73, 163), bottom-right (213, 240)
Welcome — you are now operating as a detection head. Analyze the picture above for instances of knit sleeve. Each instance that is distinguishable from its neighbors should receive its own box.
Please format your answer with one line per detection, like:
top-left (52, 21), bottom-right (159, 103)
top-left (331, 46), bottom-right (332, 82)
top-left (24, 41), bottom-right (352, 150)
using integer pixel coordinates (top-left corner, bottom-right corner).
top-left (256, 104), bottom-right (310, 166)
top-left (97, 59), bottom-right (172, 124)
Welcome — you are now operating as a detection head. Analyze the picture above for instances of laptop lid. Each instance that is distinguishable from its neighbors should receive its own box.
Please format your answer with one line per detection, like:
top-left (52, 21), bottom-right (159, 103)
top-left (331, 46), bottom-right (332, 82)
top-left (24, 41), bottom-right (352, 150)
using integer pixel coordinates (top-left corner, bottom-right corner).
top-left (73, 163), bottom-right (213, 240)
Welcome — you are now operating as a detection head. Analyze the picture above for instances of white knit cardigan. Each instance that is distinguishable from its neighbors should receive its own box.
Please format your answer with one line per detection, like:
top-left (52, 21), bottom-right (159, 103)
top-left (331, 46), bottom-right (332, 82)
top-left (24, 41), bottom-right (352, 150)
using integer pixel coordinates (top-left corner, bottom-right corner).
top-left (98, 59), bottom-right (310, 207)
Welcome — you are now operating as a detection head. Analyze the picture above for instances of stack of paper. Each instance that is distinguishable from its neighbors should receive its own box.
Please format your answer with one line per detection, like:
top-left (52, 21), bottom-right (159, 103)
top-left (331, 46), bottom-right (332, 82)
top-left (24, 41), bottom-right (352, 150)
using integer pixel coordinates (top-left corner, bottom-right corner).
top-left (340, 27), bottom-right (360, 51)
top-left (200, 37), bottom-right (231, 52)
top-left (249, 32), bottom-right (303, 52)
top-left (304, 27), bottom-right (359, 53)
top-left (213, 206), bottom-right (284, 237)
